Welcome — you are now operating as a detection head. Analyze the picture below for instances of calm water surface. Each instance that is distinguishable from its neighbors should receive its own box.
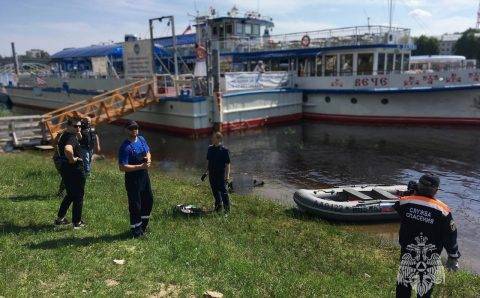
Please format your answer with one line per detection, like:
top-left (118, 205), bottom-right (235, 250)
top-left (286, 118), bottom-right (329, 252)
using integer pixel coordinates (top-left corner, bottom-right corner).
top-left (13, 106), bottom-right (480, 273)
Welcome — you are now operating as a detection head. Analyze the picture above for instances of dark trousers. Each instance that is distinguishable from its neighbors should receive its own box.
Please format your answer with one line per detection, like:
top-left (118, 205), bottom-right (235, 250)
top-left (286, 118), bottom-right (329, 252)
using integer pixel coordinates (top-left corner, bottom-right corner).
top-left (125, 170), bottom-right (153, 232)
top-left (57, 165), bottom-right (86, 224)
top-left (209, 177), bottom-right (230, 211)
top-left (396, 283), bottom-right (433, 298)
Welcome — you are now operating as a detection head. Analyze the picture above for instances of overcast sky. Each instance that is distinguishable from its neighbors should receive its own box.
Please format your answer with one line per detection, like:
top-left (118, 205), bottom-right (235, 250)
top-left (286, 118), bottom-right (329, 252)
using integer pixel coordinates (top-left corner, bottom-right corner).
top-left (0, 0), bottom-right (477, 56)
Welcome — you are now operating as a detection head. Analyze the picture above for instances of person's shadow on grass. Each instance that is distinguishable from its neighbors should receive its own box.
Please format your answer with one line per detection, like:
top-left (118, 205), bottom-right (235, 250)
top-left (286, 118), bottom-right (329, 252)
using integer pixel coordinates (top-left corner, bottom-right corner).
top-left (26, 231), bottom-right (133, 250)
top-left (4, 194), bottom-right (53, 202)
top-left (0, 222), bottom-right (53, 234)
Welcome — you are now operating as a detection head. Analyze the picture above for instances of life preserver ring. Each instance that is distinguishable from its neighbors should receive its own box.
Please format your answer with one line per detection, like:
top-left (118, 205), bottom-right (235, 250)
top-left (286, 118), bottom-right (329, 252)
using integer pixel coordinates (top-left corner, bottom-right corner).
top-left (301, 35), bottom-right (311, 47)
top-left (195, 46), bottom-right (207, 60)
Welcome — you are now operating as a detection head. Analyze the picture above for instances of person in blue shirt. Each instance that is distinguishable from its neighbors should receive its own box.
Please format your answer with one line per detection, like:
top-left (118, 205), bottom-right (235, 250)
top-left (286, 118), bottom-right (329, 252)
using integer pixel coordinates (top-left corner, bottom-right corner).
top-left (118, 121), bottom-right (153, 238)
top-left (202, 132), bottom-right (231, 213)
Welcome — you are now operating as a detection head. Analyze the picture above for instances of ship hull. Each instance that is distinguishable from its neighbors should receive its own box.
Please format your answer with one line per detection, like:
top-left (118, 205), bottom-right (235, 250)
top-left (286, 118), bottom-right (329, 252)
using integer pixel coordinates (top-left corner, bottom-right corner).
top-left (302, 87), bottom-right (480, 125)
top-left (7, 85), bottom-right (304, 136)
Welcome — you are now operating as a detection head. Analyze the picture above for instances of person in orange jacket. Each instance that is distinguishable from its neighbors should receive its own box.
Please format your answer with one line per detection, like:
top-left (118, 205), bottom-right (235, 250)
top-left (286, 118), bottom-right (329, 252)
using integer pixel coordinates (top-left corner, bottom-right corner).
top-left (394, 174), bottom-right (460, 298)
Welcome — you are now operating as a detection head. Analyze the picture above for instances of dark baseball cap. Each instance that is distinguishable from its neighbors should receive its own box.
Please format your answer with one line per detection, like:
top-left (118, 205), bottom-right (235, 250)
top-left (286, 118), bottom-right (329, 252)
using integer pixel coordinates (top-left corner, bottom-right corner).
top-left (419, 174), bottom-right (440, 188)
top-left (125, 120), bottom-right (139, 129)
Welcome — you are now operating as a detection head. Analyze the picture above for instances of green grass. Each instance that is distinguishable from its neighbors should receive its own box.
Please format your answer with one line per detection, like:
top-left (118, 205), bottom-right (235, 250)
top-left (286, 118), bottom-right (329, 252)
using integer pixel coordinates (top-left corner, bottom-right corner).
top-left (0, 152), bottom-right (479, 297)
top-left (0, 107), bottom-right (11, 117)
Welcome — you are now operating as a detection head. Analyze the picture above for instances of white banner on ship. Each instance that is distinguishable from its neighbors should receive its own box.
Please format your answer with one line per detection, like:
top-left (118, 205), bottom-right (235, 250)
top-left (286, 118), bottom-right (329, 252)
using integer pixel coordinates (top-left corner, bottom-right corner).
top-left (91, 57), bottom-right (108, 76)
top-left (225, 72), bottom-right (290, 91)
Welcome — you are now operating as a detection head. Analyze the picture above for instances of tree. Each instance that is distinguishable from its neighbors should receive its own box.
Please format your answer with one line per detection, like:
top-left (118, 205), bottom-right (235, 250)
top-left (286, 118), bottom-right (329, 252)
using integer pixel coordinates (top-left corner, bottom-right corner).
top-left (454, 28), bottom-right (480, 60)
top-left (412, 35), bottom-right (439, 55)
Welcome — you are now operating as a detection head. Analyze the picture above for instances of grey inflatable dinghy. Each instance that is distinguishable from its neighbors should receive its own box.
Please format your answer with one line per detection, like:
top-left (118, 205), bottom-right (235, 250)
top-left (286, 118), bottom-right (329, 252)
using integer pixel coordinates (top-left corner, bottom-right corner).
top-left (293, 184), bottom-right (408, 222)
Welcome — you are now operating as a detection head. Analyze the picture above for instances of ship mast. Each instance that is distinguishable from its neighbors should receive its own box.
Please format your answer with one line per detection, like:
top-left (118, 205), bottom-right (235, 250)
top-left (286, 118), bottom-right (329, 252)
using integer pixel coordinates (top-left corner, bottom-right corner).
top-left (388, 0), bottom-right (394, 30)
top-left (476, 0), bottom-right (480, 29)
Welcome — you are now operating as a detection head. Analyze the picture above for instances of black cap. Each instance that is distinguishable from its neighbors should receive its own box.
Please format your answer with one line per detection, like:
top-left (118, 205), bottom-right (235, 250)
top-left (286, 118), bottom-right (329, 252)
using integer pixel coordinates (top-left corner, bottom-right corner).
top-left (419, 174), bottom-right (440, 188)
top-left (125, 120), bottom-right (139, 129)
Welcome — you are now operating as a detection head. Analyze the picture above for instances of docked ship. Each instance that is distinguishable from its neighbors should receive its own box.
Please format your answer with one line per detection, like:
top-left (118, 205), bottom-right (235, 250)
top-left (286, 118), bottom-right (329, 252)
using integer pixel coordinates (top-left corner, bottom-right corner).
top-left (4, 7), bottom-right (480, 136)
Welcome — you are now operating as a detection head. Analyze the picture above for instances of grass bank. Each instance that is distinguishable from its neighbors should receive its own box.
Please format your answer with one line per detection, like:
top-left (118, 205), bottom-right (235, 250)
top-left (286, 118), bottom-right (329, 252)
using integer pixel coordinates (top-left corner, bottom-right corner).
top-left (0, 107), bottom-right (11, 117)
top-left (0, 152), bottom-right (478, 297)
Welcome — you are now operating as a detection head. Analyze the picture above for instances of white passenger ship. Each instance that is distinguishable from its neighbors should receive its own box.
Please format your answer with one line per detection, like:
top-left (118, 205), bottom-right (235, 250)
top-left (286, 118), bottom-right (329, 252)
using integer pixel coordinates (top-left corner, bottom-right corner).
top-left (4, 9), bottom-right (480, 135)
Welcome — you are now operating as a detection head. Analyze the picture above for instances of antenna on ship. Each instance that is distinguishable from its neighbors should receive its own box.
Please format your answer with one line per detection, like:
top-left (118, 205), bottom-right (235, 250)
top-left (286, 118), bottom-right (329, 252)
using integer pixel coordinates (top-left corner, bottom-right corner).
top-left (363, 8), bottom-right (371, 33)
top-left (476, 0), bottom-right (480, 29)
top-left (388, 0), bottom-right (395, 30)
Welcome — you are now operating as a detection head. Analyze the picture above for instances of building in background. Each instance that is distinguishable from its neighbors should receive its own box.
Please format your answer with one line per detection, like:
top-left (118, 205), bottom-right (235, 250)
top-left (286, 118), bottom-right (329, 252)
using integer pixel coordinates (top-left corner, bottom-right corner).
top-left (25, 49), bottom-right (49, 58)
top-left (438, 33), bottom-right (461, 55)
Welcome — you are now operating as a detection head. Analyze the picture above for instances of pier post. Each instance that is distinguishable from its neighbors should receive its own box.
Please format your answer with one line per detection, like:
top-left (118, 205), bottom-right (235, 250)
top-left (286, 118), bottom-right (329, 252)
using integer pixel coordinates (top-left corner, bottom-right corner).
top-left (11, 42), bottom-right (20, 75)
top-left (211, 48), bottom-right (223, 132)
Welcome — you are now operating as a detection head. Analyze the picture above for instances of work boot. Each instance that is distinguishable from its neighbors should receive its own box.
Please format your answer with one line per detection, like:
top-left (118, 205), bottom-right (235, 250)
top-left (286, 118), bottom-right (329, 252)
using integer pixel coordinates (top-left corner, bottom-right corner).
top-left (214, 204), bottom-right (223, 213)
top-left (73, 220), bottom-right (86, 230)
top-left (54, 217), bottom-right (69, 226)
top-left (141, 219), bottom-right (149, 234)
top-left (224, 204), bottom-right (230, 214)
top-left (131, 227), bottom-right (144, 238)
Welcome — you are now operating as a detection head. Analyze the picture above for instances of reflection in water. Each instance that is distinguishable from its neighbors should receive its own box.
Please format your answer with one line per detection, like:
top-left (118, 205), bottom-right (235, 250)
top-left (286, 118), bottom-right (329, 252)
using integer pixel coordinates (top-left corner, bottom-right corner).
top-left (11, 107), bottom-right (480, 273)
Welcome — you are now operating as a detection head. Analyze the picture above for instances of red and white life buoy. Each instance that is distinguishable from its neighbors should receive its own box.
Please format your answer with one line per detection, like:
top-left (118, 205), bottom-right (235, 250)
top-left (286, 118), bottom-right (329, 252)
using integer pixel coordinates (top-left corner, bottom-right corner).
top-left (301, 35), bottom-right (311, 47)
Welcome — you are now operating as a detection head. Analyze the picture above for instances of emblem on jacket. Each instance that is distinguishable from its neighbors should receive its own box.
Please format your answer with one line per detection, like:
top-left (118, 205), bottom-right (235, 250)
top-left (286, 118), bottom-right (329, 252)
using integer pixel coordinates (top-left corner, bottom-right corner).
top-left (397, 233), bottom-right (445, 296)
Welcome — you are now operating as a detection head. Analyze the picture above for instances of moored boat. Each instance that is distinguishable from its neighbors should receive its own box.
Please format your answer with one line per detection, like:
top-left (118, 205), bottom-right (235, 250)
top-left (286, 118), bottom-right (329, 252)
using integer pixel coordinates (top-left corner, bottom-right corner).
top-left (293, 184), bottom-right (408, 222)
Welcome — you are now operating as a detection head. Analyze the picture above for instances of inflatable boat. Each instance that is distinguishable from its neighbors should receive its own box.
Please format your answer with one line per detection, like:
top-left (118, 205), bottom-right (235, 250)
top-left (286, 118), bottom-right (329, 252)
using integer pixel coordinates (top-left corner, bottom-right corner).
top-left (293, 184), bottom-right (409, 222)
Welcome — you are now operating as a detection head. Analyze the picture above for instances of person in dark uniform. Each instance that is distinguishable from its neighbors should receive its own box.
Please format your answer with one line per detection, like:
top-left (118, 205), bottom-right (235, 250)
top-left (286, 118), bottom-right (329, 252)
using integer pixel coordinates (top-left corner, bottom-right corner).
top-left (394, 174), bottom-right (460, 298)
top-left (54, 118), bottom-right (86, 229)
top-left (118, 121), bottom-right (153, 238)
top-left (79, 116), bottom-right (101, 176)
top-left (202, 132), bottom-right (231, 213)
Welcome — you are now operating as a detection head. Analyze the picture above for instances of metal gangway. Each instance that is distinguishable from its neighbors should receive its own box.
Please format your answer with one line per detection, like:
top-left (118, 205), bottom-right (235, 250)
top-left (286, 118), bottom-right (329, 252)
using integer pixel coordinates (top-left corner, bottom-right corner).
top-left (41, 78), bottom-right (162, 140)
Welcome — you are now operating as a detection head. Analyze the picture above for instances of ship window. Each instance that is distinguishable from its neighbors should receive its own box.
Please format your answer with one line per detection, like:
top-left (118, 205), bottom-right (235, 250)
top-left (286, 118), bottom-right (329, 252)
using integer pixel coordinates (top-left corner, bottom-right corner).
top-left (316, 56), bottom-right (323, 76)
top-left (340, 54), bottom-right (353, 76)
top-left (403, 54), bottom-right (410, 72)
top-left (325, 55), bottom-right (337, 76)
top-left (305, 58), bottom-right (315, 76)
top-left (351, 97), bottom-right (358, 104)
top-left (298, 58), bottom-right (307, 77)
top-left (245, 24), bottom-right (252, 35)
top-left (219, 24), bottom-right (225, 38)
top-left (253, 24), bottom-right (260, 35)
top-left (325, 96), bottom-right (331, 103)
top-left (357, 53), bottom-right (373, 75)
top-left (395, 54), bottom-right (401, 72)
top-left (378, 53), bottom-right (386, 74)
top-left (226, 23), bottom-right (233, 35)
top-left (381, 98), bottom-right (389, 104)
top-left (212, 26), bottom-right (218, 36)
top-left (235, 23), bottom-right (243, 34)
top-left (386, 53), bottom-right (394, 72)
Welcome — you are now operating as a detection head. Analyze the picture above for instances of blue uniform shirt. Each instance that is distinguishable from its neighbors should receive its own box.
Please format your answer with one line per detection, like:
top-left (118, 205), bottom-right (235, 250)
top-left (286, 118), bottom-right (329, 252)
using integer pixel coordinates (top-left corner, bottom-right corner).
top-left (118, 136), bottom-right (150, 166)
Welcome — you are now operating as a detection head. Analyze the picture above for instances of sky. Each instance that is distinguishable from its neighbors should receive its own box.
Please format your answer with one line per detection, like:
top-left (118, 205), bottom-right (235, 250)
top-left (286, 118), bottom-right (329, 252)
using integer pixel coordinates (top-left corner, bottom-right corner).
top-left (0, 0), bottom-right (477, 56)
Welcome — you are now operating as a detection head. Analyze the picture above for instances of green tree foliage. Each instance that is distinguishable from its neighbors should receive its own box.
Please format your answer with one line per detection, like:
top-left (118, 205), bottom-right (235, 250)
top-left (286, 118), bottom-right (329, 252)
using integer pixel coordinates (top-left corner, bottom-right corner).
top-left (454, 28), bottom-right (480, 60)
top-left (413, 35), bottom-right (440, 55)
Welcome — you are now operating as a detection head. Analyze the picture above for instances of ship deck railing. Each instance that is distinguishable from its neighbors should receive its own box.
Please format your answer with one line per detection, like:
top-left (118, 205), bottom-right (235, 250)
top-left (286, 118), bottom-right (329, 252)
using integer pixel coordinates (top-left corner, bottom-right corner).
top-left (216, 26), bottom-right (411, 53)
top-left (155, 26), bottom-right (412, 58)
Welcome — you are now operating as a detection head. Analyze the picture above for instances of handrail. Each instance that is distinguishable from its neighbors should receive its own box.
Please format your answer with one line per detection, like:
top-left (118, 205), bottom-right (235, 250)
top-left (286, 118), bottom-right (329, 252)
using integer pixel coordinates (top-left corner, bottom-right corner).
top-left (41, 78), bottom-right (159, 140)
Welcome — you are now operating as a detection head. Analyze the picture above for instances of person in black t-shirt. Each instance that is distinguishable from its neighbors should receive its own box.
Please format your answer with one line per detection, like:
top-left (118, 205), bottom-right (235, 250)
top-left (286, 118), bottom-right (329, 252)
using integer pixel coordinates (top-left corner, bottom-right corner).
top-left (54, 118), bottom-right (87, 229)
top-left (202, 132), bottom-right (231, 213)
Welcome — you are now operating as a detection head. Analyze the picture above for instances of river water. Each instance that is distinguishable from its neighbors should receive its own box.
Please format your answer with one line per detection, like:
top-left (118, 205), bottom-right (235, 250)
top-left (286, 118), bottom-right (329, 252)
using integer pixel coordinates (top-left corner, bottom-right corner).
top-left (11, 106), bottom-right (480, 273)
